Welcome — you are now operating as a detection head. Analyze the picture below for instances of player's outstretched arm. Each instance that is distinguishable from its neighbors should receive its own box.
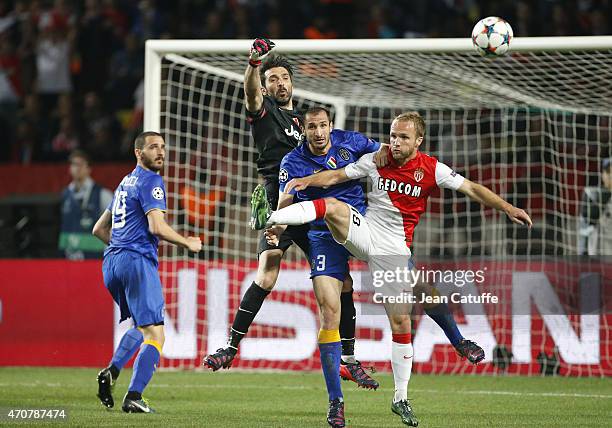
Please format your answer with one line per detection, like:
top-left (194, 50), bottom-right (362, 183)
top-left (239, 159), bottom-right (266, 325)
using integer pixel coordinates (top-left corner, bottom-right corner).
top-left (285, 168), bottom-right (350, 193)
top-left (244, 38), bottom-right (275, 113)
top-left (457, 179), bottom-right (533, 227)
top-left (147, 209), bottom-right (202, 252)
top-left (92, 209), bottom-right (112, 245)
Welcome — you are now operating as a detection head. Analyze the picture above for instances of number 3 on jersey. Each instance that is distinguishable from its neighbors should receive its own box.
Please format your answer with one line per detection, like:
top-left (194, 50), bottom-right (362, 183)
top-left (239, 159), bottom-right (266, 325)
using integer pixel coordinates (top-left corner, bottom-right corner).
top-left (112, 190), bottom-right (128, 229)
top-left (315, 254), bottom-right (326, 271)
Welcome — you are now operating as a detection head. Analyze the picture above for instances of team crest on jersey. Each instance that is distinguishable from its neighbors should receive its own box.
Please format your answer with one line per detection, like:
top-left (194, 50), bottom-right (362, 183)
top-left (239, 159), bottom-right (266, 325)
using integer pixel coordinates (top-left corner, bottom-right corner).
top-left (152, 187), bottom-right (165, 200)
top-left (338, 148), bottom-right (350, 161)
top-left (279, 168), bottom-right (289, 183)
top-left (326, 156), bottom-right (337, 169)
top-left (413, 168), bottom-right (425, 182)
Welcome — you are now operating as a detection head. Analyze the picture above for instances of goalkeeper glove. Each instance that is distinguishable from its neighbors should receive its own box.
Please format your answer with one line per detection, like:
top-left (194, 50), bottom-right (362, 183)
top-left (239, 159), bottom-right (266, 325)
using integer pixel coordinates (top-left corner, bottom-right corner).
top-left (249, 38), bottom-right (275, 67)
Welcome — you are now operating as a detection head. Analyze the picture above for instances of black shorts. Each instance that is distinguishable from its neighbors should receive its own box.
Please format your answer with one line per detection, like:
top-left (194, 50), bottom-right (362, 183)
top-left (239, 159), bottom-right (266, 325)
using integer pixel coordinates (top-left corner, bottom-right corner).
top-left (257, 179), bottom-right (310, 257)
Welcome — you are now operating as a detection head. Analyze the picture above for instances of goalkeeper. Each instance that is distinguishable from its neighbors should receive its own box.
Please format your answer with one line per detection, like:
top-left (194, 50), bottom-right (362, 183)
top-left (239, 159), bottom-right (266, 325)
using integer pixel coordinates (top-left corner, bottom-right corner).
top-left (202, 38), bottom-right (379, 387)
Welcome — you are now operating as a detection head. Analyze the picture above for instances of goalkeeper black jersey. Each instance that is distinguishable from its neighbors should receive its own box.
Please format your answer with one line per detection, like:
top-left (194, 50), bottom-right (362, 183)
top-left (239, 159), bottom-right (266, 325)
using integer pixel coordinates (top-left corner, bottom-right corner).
top-left (247, 95), bottom-right (304, 180)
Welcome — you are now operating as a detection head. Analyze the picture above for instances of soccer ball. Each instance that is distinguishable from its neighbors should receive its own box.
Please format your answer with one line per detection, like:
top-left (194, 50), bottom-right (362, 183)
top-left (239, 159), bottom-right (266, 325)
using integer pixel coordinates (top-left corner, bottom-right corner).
top-left (471, 16), bottom-right (513, 57)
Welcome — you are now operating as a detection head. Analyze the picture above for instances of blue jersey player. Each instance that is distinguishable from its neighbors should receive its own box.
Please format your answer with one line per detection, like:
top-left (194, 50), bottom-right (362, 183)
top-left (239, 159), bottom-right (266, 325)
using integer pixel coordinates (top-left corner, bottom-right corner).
top-left (267, 107), bottom-right (381, 427)
top-left (92, 131), bottom-right (202, 413)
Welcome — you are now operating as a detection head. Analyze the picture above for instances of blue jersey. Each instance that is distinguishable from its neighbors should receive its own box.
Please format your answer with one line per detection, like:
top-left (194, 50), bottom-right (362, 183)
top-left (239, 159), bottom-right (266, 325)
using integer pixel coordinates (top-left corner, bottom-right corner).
top-left (105, 165), bottom-right (167, 263)
top-left (279, 129), bottom-right (380, 229)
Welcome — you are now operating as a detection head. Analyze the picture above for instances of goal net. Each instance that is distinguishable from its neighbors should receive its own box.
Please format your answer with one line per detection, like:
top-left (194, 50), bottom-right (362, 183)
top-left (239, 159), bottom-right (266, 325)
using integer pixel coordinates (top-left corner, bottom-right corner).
top-left (139, 38), bottom-right (612, 376)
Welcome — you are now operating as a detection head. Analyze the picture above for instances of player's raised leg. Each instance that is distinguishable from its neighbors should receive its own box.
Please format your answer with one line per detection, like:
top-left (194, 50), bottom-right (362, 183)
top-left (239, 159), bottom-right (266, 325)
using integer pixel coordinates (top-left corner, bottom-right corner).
top-left (97, 326), bottom-right (143, 408)
top-left (203, 248), bottom-right (281, 370)
top-left (313, 275), bottom-right (345, 428)
top-left (266, 197), bottom-right (351, 242)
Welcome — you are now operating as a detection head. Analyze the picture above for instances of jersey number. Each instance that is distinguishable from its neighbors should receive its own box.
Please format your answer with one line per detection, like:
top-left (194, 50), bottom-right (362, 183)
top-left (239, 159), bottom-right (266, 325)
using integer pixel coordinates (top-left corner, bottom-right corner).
top-left (350, 206), bottom-right (361, 226)
top-left (111, 190), bottom-right (128, 229)
top-left (316, 255), bottom-right (326, 271)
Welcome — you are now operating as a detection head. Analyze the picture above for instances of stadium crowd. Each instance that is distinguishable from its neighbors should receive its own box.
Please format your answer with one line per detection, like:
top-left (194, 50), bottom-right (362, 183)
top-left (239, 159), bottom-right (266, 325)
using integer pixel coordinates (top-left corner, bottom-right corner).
top-left (0, 0), bottom-right (609, 164)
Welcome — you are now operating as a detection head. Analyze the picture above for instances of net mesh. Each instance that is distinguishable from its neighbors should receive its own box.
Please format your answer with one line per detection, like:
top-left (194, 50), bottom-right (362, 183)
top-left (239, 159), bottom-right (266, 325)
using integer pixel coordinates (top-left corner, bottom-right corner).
top-left (149, 43), bottom-right (612, 376)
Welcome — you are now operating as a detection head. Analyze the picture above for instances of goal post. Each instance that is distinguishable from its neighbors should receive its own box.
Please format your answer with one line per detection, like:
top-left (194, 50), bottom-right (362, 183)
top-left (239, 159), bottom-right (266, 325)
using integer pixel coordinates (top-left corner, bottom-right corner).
top-left (141, 37), bottom-right (612, 376)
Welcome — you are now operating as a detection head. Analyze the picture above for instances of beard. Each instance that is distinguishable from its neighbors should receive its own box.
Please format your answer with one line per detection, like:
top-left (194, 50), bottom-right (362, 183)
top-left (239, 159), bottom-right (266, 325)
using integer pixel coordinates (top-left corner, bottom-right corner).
top-left (274, 89), bottom-right (292, 106)
top-left (142, 154), bottom-right (163, 172)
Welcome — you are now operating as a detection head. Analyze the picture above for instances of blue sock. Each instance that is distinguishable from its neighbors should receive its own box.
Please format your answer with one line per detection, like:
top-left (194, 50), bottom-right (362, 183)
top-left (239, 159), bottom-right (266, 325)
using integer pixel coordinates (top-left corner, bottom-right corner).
top-left (128, 342), bottom-right (161, 394)
top-left (110, 328), bottom-right (143, 371)
top-left (425, 302), bottom-right (464, 346)
top-left (319, 340), bottom-right (343, 401)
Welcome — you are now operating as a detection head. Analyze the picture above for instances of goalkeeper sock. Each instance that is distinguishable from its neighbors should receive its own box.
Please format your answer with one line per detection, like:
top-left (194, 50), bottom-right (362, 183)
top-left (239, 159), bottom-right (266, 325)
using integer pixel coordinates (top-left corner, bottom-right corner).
top-left (268, 199), bottom-right (326, 225)
top-left (391, 333), bottom-right (413, 403)
top-left (319, 329), bottom-right (343, 401)
top-left (339, 290), bottom-right (357, 364)
top-left (228, 282), bottom-right (271, 349)
top-left (424, 302), bottom-right (464, 347)
top-left (128, 340), bottom-right (161, 395)
top-left (110, 328), bottom-right (143, 377)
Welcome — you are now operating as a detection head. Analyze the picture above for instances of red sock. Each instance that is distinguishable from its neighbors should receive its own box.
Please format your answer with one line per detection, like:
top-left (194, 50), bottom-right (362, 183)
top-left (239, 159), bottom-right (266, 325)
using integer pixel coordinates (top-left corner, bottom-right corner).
top-left (313, 199), bottom-right (327, 219)
top-left (392, 333), bottom-right (411, 344)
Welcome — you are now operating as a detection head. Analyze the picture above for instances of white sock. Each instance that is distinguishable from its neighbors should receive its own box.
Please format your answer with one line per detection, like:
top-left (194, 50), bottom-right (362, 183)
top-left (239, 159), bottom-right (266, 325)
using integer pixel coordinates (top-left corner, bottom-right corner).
top-left (341, 355), bottom-right (357, 364)
top-left (391, 341), bottom-right (413, 403)
top-left (269, 201), bottom-right (317, 225)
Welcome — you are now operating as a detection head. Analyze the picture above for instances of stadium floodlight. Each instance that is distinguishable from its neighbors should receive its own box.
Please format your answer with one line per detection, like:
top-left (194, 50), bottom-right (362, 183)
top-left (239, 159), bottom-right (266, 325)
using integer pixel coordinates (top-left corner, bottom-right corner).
top-left (143, 37), bottom-right (612, 375)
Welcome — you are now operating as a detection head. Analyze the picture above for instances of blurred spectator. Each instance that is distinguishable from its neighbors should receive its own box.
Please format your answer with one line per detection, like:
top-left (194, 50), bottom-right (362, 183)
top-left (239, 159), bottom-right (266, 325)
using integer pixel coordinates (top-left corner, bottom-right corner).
top-left (15, 0), bottom-right (38, 95)
top-left (77, 0), bottom-right (114, 93)
top-left (50, 115), bottom-right (80, 157)
top-left (106, 33), bottom-right (143, 110)
top-left (0, 32), bottom-right (21, 159)
top-left (12, 118), bottom-right (37, 163)
top-left (35, 11), bottom-right (74, 114)
top-left (578, 158), bottom-right (612, 255)
top-left (131, 0), bottom-right (164, 40)
top-left (12, 93), bottom-right (48, 162)
top-left (81, 91), bottom-right (120, 160)
top-left (304, 16), bottom-right (337, 39)
top-left (59, 149), bottom-right (112, 260)
top-left (367, 4), bottom-right (398, 38)
top-left (0, 32), bottom-right (22, 103)
top-left (119, 78), bottom-right (144, 157)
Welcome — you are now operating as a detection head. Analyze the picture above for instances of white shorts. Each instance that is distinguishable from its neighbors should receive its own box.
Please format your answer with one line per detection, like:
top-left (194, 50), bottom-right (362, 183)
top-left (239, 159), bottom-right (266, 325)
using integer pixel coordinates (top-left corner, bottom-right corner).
top-left (339, 205), bottom-right (415, 296)
top-left (341, 205), bottom-right (411, 261)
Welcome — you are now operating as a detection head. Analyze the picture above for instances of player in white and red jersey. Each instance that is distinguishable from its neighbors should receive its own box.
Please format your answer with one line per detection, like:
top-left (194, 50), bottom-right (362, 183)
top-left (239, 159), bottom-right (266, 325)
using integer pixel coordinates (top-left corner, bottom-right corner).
top-left (264, 111), bottom-right (532, 427)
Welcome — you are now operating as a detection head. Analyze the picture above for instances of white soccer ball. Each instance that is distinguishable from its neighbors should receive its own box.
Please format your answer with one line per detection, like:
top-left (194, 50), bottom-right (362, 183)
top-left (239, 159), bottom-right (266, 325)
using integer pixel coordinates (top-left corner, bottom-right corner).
top-left (471, 16), bottom-right (513, 57)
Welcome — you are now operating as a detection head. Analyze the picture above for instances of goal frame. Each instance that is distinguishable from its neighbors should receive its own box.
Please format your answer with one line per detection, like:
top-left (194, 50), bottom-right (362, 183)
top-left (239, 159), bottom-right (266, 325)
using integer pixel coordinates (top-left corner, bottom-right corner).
top-left (144, 36), bottom-right (612, 132)
top-left (142, 36), bottom-right (612, 375)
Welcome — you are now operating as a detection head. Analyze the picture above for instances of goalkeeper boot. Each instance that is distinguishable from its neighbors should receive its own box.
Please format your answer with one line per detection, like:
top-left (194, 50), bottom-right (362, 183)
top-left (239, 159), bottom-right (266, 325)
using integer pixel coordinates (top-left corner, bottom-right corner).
top-left (96, 367), bottom-right (115, 408)
top-left (249, 184), bottom-right (271, 230)
top-left (203, 347), bottom-right (237, 371)
top-left (454, 339), bottom-right (485, 364)
top-left (391, 399), bottom-right (419, 427)
top-left (326, 398), bottom-right (345, 428)
top-left (122, 395), bottom-right (155, 413)
top-left (339, 360), bottom-right (379, 390)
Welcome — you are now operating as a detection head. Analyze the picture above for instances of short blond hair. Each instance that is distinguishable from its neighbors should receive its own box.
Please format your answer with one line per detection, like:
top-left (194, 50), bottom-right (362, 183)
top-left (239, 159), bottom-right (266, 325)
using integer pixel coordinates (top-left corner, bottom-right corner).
top-left (393, 112), bottom-right (425, 138)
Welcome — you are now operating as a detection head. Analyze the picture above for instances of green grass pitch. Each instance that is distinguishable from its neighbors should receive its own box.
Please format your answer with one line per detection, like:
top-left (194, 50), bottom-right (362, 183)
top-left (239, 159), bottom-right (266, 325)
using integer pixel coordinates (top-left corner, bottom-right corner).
top-left (0, 367), bottom-right (610, 427)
